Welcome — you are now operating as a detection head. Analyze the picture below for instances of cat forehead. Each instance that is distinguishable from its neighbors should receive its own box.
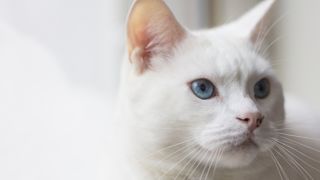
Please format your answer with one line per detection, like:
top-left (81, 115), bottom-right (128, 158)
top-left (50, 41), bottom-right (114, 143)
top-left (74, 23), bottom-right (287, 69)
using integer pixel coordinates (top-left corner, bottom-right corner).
top-left (169, 31), bottom-right (273, 81)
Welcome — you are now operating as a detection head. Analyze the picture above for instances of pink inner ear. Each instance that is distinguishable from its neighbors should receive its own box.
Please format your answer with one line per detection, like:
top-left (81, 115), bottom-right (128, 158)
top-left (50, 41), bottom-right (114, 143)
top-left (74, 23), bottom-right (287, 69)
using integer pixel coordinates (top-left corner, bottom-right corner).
top-left (127, 23), bottom-right (154, 73)
top-left (126, 0), bottom-right (186, 74)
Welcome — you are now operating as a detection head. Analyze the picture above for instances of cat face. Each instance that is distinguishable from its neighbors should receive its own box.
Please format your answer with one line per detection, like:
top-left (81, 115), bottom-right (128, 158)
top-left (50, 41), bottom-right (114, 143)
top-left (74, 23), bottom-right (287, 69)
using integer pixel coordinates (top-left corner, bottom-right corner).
top-left (164, 33), bottom-right (285, 168)
top-left (125, 0), bottom-right (284, 168)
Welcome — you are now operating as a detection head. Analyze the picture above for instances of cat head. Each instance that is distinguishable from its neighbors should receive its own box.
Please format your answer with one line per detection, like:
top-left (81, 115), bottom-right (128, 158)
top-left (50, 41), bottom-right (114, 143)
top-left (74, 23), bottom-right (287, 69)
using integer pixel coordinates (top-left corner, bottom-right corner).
top-left (125, 0), bottom-right (284, 168)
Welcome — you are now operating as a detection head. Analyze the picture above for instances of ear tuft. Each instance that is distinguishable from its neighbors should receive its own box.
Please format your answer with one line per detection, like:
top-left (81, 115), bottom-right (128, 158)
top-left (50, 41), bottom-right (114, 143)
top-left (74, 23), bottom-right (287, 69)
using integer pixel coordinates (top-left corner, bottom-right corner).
top-left (126, 0), bottom-right (186, 74)
top-left (234, 0), bottom-right (276, 43)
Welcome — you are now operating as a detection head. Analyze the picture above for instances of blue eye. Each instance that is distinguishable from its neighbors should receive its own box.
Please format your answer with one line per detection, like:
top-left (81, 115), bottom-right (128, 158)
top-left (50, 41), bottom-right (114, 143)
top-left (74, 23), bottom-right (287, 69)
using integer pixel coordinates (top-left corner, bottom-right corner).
top-left (191, 79), bottom-right (216, 100)
top-left (254, 78), bottom-right (270, 99)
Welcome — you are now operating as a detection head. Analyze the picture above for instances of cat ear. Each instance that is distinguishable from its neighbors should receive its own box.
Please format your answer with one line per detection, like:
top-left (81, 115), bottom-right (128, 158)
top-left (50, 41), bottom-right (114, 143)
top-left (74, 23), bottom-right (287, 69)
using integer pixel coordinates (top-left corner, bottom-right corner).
top-left (126, 0), bottom-right (186, 74)
top-left (233, 0), bottom-right (275, 44)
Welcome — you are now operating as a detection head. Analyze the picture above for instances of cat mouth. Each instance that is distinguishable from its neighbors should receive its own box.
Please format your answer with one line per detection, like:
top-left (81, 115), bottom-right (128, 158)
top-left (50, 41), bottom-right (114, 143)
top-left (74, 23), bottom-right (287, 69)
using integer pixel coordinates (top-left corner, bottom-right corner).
top-left (240, 138), bottom-right (257, 146)
top-left (232, 138), bottom-right (258, 149)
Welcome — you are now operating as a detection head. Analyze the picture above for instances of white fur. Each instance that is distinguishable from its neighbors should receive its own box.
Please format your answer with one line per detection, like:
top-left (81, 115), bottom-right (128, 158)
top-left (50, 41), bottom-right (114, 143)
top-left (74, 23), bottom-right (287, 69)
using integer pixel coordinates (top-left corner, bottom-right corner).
top-left (116, 0), bottom-right (320, 179)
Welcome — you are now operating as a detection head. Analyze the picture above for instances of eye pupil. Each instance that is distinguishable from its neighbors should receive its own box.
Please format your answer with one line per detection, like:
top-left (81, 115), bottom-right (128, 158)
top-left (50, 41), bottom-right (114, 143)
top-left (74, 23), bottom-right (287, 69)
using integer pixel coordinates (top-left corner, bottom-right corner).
top-left (191, 79), bottom-right (216, 100)
top-left (199, 84), bottom-right (206, 91)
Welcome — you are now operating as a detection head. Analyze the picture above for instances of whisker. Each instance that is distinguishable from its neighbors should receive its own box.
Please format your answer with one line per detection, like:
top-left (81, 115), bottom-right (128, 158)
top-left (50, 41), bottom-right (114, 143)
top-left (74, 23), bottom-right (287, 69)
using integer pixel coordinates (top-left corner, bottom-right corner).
top-left (280, 136), bottom-right (320, 153)
top-left (271, 144), bottom-right (296, 179)
top-left (273, 127), bottom-right (299, 131)
top-left (276, 140), bottom-right (320, 176)
top-left (199, 149), bottom-right (211, 180)
top-left (278, 133), bottom-right (320, 141)
top-left (256, 13), bottom-right (287, 54)
top-left (145, 142), bottom-right (198, 179)
top-left (173, 148), bottom-right (203, 180)
top-left (269, 149), bottom-right (285, 180)
top-left (183, 149), bottom-right (204, 179)
top-left (157, 146), bottom-right (200, 180)
top-left (187, 148), bottom-right (210, 179)
top-left (211, 147), bottom-right (224, 179)
top-left (129, 124), bottom-right (202, 131)
top-left (272, 138), bottom-right (320, 164)
top-left (271, 138), bottom-right (309, 180)
top-left (272, 148), bottom-right (290, 180)
top-left (140, 137), bottom-right (196, 160)
top-left (203, 148), bottom-right (219, 180)
top-left (261, 35), bottom-right (285, 57)
top-left (275, 142), bottom-right (314, 180)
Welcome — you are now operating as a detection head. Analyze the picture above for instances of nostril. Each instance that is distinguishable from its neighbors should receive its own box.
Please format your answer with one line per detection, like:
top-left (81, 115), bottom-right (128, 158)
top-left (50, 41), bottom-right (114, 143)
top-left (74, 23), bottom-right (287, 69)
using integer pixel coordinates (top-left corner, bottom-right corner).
top-left (256, 116), bottom-right (264, 127)
top-left (236, 117), bottom-right (250, 122)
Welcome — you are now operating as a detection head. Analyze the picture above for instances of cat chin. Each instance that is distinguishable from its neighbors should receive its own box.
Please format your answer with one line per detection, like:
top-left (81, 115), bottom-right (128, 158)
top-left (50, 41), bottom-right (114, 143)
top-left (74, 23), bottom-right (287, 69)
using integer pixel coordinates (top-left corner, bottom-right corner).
top-left (197, 143), bottom-right (259, 169)
top-left (196, 134), bottom-right (267, 167)
top-left (218, 145), bottom-right (259, 168)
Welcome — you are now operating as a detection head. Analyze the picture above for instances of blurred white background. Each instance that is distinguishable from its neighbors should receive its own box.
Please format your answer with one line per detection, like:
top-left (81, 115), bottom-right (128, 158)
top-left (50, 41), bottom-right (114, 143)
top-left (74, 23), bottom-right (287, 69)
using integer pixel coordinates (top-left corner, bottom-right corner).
top-left (0, 0), bottom-right (319, 179)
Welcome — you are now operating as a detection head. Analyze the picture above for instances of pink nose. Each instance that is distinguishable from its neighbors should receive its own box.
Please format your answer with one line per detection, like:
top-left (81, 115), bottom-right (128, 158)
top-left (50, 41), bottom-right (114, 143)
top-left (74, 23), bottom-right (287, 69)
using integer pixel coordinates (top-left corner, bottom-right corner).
top-left (236, 112), bottom-right (264, 132)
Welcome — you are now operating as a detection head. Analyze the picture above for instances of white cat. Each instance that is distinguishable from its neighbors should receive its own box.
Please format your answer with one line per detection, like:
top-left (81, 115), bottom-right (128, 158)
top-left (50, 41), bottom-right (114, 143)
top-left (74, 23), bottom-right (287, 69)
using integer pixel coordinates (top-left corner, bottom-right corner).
top-left (116, 0), bottom-right (320, 179)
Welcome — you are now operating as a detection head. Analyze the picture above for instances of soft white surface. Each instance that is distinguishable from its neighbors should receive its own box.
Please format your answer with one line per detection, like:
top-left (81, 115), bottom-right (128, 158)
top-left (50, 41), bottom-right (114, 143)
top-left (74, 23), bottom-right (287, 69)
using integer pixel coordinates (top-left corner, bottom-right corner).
top-left (0, 21), bottom-right (116, 180)
top-left (0, 0), bottom-right (125, 92)
top-left (0, 0), bottom-right (124, 178)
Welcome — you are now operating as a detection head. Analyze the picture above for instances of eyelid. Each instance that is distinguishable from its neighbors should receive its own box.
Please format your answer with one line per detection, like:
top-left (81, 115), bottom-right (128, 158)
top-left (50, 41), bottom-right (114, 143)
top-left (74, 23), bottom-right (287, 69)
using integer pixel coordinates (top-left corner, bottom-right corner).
top-left (187, 77), bottom-right (208, 85)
